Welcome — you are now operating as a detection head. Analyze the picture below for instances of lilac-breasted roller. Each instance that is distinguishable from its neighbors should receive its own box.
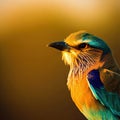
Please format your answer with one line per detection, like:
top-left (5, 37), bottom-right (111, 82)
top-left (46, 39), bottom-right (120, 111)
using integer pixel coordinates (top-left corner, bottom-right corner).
top-left (48, 31), bottom-right (120, 120)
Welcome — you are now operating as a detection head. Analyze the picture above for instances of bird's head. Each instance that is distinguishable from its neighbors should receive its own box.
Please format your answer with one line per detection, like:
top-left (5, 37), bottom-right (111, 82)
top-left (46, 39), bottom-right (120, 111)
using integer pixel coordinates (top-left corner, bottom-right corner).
top-left (49, 31), bottom-right (111, 74)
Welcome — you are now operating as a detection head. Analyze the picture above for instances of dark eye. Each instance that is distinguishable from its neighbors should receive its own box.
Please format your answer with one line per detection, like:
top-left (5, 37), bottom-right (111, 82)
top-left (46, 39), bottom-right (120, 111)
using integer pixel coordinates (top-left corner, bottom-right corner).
top-left (77, 43), bottom-right (88, 49)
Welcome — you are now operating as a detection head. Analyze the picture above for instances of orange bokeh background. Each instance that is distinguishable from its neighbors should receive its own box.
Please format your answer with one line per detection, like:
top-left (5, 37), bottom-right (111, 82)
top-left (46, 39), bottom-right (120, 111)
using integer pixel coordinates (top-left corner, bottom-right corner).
top-left (0, 0), bottom-right (120, 120)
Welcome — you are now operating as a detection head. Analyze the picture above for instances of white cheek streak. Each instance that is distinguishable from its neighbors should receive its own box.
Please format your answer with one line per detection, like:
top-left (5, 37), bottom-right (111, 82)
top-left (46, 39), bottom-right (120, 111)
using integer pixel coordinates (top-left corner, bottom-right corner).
top-left (62, 51), bottom-right (72, 65)
top-left (62, 50), bottom-right (78, 66)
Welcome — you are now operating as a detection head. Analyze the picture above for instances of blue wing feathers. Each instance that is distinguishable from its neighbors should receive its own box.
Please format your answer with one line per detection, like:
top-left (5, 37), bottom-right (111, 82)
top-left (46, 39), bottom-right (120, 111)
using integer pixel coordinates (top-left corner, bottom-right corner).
top-left (88, 70), bottom-right (104, 89)
top-left (88, 69), bottom-right (120, 117)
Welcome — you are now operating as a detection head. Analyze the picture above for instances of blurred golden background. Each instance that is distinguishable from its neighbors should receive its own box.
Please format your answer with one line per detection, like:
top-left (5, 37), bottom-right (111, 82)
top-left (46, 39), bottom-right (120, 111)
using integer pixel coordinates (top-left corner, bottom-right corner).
top-left (0, 0), bottom-right (120, 120)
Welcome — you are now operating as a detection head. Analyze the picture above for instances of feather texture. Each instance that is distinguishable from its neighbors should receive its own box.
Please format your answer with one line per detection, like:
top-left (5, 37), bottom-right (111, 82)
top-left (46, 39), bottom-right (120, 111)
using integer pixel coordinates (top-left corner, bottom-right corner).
top-left (49, 31), bottom-right (120, 120)
top-left (88, 69), bottom-right (120, 118)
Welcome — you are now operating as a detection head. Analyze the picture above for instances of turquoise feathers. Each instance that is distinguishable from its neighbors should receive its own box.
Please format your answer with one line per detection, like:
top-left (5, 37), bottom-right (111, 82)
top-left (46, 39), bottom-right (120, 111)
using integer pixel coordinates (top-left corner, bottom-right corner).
top-left (49, 31), bottom-right (120, 120)
top-left (88, 69), bottom-right (120, 118)
top-left (81, 33), bottom-right (111, 54)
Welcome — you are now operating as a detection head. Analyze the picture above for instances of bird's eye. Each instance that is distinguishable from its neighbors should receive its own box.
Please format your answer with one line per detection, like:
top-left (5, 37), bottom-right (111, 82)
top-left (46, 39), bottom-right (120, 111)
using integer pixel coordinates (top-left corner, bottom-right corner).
top-left (77, 43), bottom-right (88, 49)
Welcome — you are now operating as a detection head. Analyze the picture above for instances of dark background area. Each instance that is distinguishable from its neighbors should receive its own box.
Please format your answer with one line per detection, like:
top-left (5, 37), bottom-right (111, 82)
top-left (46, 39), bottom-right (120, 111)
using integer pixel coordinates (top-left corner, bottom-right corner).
top-left (0, 0), bottom-right (120, 120)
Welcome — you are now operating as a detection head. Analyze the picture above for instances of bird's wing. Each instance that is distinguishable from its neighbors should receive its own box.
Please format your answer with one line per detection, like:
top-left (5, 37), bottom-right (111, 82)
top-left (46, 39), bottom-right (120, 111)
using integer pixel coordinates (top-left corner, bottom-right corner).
top-left (100, 69), bottom-right (120, 95)
top-left (87, 69), bottom-right (120, 117)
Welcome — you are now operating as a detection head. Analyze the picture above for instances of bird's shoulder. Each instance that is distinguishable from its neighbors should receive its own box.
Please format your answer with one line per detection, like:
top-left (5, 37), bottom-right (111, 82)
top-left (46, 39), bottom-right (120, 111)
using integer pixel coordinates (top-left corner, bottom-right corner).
top-left (87, 68), bottom-right (120, 117)
top-left (100, 68), bottom-right (120, 95)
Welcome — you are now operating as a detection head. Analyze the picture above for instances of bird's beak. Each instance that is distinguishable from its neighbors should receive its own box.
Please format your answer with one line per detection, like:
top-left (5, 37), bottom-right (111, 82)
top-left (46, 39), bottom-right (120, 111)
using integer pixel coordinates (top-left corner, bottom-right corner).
top-left (48, 41), bottom-right (69, 51)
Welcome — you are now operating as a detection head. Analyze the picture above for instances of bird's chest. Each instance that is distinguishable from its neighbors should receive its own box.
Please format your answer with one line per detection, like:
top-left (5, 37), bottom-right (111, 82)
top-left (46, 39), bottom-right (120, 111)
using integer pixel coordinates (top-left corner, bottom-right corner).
top-left (67, 75), bottom-right (104, 118)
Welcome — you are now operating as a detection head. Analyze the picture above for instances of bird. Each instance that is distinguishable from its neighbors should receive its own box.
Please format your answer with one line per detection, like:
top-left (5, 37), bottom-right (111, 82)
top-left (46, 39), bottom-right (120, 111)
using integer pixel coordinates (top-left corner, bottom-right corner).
top-left (48, 31), bottom-right (120, 120)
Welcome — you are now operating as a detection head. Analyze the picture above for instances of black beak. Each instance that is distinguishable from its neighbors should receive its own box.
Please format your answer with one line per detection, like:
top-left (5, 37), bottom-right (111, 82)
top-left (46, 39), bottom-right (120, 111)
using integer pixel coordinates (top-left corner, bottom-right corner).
top-left (48, 41), bottom-right (69, 51)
